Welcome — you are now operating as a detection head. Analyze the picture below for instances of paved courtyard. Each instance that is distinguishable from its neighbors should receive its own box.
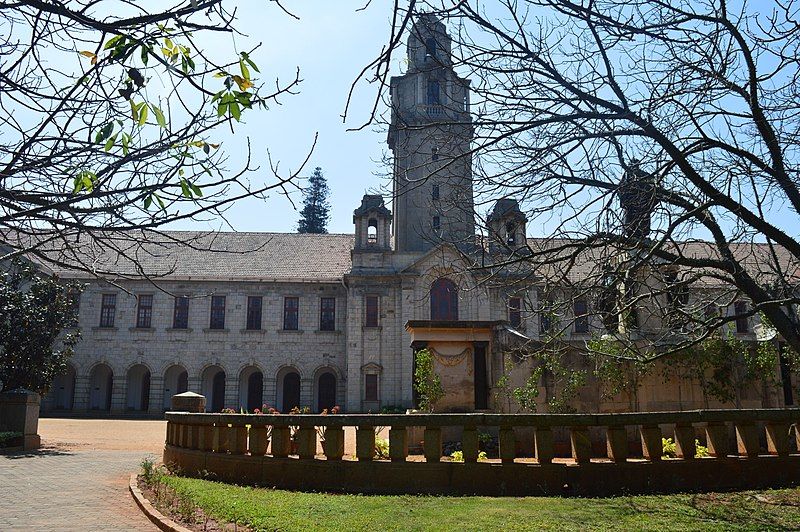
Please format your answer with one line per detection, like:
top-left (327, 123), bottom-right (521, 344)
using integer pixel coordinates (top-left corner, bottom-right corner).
top-left (0, 417), bottom-right (383, 530)
top-left (0, 419), bottom-right (165, 531)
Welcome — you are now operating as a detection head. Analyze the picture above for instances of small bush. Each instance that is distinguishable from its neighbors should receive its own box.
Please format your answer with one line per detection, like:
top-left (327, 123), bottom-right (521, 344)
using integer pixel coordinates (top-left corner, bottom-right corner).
top-left (449, 450), bottom-right (488, 462)
top-left (375, 438), bottom-right (390, 459)
top-left (0, 431), bottom-right (23, 448)
top-left (662, 437), bottom-right (677, 458)
top-left (695, 439), bottom-right (710, 458)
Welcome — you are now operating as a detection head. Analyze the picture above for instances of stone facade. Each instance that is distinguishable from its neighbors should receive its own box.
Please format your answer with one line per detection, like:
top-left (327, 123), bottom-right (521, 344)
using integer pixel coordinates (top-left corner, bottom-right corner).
top-left (40, 15), bottom-right (797, 416)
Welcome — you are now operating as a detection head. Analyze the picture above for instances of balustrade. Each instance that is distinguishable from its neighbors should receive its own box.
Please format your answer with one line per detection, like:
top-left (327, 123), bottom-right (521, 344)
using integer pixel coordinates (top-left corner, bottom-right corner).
top-left (162, 409), bottom-right (800, 495)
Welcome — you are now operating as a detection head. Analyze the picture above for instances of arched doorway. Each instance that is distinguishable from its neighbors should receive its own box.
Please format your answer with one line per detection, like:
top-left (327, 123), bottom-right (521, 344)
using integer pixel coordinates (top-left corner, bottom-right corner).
top-left (430, 278), bottom-right (459, 320)
top-left (277, 370), bottom-right (301, 412)
top-left (89, 363), bottom-right (113, 411)
top-left (162, 365), bottom-right (189, 410)
top-left (238, 366), bottom-right (263, 412)
top-left (126, 364), bottom-right (151, 411)
top-left (317, 372), bottom-right (336, 412)
top-left (201, 365), bottom-right (226, 412)
top-left (51, 364), bottom-right (76, 410)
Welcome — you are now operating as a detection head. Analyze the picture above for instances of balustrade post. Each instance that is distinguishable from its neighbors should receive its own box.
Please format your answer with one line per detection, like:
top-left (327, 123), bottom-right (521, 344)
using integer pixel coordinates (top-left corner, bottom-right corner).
top-left (765, 423), bottom-right (790, 456)
top-left (271, 426), bottom-right (291, 458)
top-left (423, 427), bottom-right (442, 463)
top-left (175, 423), bottom-right (186, 448)
top-left (499, 426), bottom-right (516, 464)
top-left (735, 422), bottom-right (760, 458)
top-left (322, 426), bottom-right (344, 460)
top-left (570, 426), bottom-right (591, 464)
top-left (640, 424), bottom-right (662, 461)
top-left (212, 423), bottom-right (226, 453)
top-left (297, 427), bottom-right (317, 459)
top-left (230, 425), bottom-right (247, 454)
top-left (389, 427), bottom-right (409, 462)
top-left (606, 425), bottom-right (628, 462)
top-left (794, 423), bottom-right (800, 452)
top-left (165, 421), bottom-right (174, 445)
top-left (248, 426), bottom-right (268, 456)
top-left (356, 426), bottom-right (376, 461)
top-left (674, 423), bottom-right (696, 460)
top-left (705, 422), bottom-right (729, 458)
top-left (187, 424), bottom-right (200, 450)
top-left (535, 427), bottom-right (554, 465)
top-left (200, 424), bottom-right (214, 452)
top-left (461, 426), bottom-right (479, 463)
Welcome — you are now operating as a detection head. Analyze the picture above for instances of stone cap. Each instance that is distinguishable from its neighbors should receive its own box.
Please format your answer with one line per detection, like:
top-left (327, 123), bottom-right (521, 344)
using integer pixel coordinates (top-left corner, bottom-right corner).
top-left (170, 392), bottom-right (206, 413)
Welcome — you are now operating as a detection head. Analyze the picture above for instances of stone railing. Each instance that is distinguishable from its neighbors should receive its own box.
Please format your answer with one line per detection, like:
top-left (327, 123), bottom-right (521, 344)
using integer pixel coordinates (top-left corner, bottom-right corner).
top-left (163, 409), bottom-right (800, 496)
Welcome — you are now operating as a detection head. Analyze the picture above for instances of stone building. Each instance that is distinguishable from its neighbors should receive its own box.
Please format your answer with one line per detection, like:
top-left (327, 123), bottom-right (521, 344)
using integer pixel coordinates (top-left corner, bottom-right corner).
top-left (38, 15), bottom-right (797, 416)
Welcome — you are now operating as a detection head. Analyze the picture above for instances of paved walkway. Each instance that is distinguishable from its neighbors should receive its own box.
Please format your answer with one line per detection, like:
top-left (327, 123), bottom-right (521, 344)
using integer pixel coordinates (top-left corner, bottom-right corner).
top-left (0, 419), bottom-right (164, 531)
top-left (0, 417), bottom-right (386, 530)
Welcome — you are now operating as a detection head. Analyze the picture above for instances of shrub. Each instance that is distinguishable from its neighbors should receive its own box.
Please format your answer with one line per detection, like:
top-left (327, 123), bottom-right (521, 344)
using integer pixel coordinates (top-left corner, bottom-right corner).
top-left (449, 450), bottom-right (488, 462)
top-left (0, 431), bottom-right (23, 448)
top-left (375, 438), bottom-right (390, 459)
top-left (695, 439), bottom-right (710, 458)
top-left (662, 437), bottom-right (677, 458)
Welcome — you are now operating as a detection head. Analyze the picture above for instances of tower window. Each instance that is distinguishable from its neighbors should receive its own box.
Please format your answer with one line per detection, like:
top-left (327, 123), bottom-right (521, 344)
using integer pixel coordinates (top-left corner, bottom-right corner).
top-left (367, 219), bottom-right (378, 244)
top-left (432, 184), bottom-right (439, 201)
top-left (427, 80), bottom-right (440, 105)
top-left (431, 147), bottom-right (438, 162)
top-left (734, 300), bottom-right (749, 333)
top-left (508, 297), bottom-right (522, 328)
top-left (505, 222), bottom-right (516, 246)
top-left (432, 216), bottom-right (440, 231)
top-left (425, 37), bottom-right (437, 59)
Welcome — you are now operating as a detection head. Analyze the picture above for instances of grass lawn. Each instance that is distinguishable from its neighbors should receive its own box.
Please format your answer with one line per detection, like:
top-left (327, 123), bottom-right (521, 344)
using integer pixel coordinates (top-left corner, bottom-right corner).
top-left (162, 476), bottom-right (800, 531)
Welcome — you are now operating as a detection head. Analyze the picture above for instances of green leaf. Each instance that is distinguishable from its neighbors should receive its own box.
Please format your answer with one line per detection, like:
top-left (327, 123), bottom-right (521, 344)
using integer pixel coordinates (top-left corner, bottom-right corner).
top-left (104, 136), bottom-right (115, 152)
top-left (180, 179), bottom-right (191, 198)
top-left (130, 100), bottom-right (138, 121)
top-left (144, 195), bottom-right (152, 210)
top-left (73, 170), bottom-right (97, 194)
top-left (189, 182), bottom-right (203, 197)
top-left (239, 59), bottom-right (250, 80)
top-left (152, 105), bottom-right (166, 128)
top-left (229, 102), bottom-right (241, 121)
top-left (104, 35), bottom-right (125, 50)
top-left (121, 133), bottom-right (130, 156)
top-left (217, 102), bottom-right (228, 117)
top-left (164, 37), bottom-right (173, 49)
top-left (140, 45), bottom-right (149, 66)
top-left (241, 52), bottom-right (260, 73)
top-left (213, 72), bottom-right (228, 79)
top-left (137, 104), bottom-right (148, 126)
top-left (154, 193), bottom-right (166, 210)
top-left (178, 168), bottom-right (185, 177)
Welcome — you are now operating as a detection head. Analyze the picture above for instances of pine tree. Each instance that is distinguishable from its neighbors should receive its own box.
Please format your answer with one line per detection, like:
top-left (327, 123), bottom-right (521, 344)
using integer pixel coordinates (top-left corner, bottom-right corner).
top-left (297, 167), bottom-right (331, 234)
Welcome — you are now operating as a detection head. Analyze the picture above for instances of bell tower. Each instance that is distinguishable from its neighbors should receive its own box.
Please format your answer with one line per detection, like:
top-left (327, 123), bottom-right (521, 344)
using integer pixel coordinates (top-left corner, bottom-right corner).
top-left (388, 14), bottom-right (475, 252)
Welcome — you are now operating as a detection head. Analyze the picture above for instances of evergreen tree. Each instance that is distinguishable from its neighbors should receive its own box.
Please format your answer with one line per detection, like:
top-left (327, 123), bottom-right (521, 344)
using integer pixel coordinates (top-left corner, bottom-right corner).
top-left (297, 167), bottom-right (331, 234)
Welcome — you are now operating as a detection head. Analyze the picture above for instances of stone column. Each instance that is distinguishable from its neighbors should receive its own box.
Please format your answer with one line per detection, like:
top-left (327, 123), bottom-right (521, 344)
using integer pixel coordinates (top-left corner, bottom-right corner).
top-left (148, 375), bottom-right (165, 415)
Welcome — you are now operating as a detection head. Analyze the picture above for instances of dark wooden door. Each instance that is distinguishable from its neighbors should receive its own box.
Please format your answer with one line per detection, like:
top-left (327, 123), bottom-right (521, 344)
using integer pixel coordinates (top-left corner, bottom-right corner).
top-left (211, 371), bottom-right (226, 412)
top-left (282, 372), bottom-right (301, 412)
top-left (247, 371), bottom-right (264, 411)
top-left (318, 373), bottom-right (336, 412)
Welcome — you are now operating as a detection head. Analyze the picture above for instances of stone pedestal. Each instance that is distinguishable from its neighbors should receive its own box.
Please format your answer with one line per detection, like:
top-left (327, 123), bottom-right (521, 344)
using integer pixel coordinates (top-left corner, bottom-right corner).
top-left (0, 389), bottom-right (41, 450)
top-left (170, 391), bottom-right (206, 413)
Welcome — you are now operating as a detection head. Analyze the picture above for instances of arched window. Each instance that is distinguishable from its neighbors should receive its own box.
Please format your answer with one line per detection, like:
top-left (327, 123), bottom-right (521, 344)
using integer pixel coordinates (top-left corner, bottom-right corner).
top-left (431, 278), bottom-right (458, 320)
top-left (505, 222), bottom-right (516, 245)
top-left (425, 37), bottom-right (437, 59)
top-left (367, 219), bottom-right (378, 244)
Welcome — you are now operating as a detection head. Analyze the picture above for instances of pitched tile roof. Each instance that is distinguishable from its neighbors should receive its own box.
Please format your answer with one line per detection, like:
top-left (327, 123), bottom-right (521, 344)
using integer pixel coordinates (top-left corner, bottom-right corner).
top-left (12, 230), bottom-right (355, 282)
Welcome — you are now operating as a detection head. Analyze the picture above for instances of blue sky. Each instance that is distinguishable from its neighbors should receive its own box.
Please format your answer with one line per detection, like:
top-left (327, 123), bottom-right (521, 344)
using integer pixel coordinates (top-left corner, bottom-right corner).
top-left (169, 1), bottom-right (399, 235)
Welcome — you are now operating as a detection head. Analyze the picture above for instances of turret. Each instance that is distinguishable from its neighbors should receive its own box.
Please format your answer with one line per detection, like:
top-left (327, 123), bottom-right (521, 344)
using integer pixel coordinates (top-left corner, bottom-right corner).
top-left (487, 198), bottom-right (527, 254)
top-left (353, 194), bottom-right (392, 251)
